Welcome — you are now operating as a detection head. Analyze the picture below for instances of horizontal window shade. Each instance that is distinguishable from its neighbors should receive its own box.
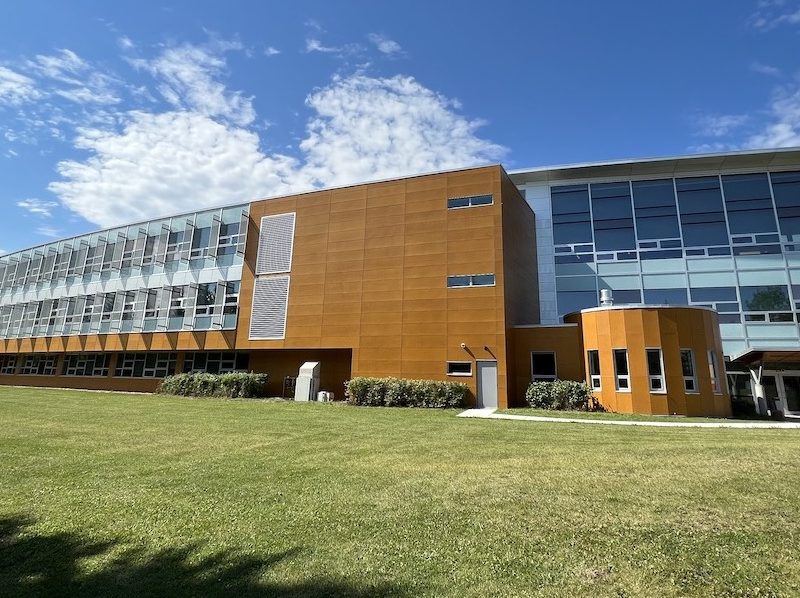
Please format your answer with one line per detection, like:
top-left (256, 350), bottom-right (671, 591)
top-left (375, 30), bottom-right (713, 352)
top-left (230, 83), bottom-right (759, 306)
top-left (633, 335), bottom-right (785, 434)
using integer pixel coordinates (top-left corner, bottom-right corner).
top-left (249, 276), bottom-right (289, 340)
top-left (256, 213), bottom-right (295, 274)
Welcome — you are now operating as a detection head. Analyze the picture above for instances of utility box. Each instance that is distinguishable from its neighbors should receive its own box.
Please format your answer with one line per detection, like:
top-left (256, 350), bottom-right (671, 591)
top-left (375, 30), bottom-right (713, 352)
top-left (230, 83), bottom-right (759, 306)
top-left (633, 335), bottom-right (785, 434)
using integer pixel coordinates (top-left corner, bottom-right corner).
top-left (294, 362), bottom-right (320, 402)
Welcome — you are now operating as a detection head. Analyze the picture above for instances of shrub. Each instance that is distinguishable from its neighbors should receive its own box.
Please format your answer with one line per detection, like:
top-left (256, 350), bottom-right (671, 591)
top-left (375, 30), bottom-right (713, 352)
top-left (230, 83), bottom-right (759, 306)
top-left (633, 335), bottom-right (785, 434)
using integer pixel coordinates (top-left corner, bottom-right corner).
top-left (158, 372), bottom-right (269, 398)
top-left (344, 377), bottom-right (468, 408)
top-left (525, 380), bottom-right (600, 411)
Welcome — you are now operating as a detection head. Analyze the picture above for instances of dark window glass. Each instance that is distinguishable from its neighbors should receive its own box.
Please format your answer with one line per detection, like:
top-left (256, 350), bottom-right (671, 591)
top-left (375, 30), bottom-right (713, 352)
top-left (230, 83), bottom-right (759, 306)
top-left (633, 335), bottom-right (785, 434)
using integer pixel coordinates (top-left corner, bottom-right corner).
top-left (591, 182), bottom-right (635, 250)
top-left (471, 274), bottom-right (495, 286)
top-left (722, 173), bottom-right (777, 234)
top-left (531, 352), bottom-right (557, 379)
top-left (447, 275), bottom-right (471, 288)
top-left (447, 197), bottom-right (470, 209)
top-left (769, 313), bottom-right (794, 322)
top-left (690, 287), bottom-right (737, 302)
top-left (616, 251), bottom-right (638, 261)
top-left (644, 288), bottom-right (688, 305)
top-left (646, 349), bottom-right (663, 376)
top-left (632, 179), bottom-right (680, 239)
top-left (614, 349), bottom-right (629, 375)
top-left (771, 171), bottom-right (800, 237)
top-left (681, 350), bottom-right (695, 377)
top-left (447, 362), bottom-right (472, 375)
top-left (685, 249), bottom-right (705, 256)
top-left (555, 254), bottom-right (594, 264)
top-left (660, 239), bottom-right (682, 248)
top-left (707, 246), bottom-right (731, 256)
top-left (557, 290), bottom-right (597, 316)
top-left (676, 176), bottom-right (729, 246)
top-left (756, 233), bottom-right (780, 243)
top-left (719, 313), bottom-right (741, 323)
top-left (587, 350), bottom-right (600, 375)
top-left (613, 289), bottom-right (641, 304)
top-left (739, 285), bottom-right (790, 311)
top-left (552, 185), bottom-right (592, 244)
top-left (732, 244), bottom-right (781, 256)
top-left (640, 250), bottom-right (683, 260)
top-left (716, 302), bottom-right (740, 313)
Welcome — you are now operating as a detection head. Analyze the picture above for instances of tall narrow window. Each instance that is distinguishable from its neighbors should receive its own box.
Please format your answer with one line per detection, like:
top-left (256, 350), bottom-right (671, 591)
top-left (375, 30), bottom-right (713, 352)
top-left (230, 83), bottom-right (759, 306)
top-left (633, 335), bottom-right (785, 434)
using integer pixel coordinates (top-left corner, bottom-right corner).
top-left (646, 348), bottom-right (665, 392)
top-left (613, 349), bottom-right (629, 391)
top-left (681, 349), bottom-right (697, 393)
top-left (708, 350), bottom-right (720, 394)
top-left (587, 350), bottom-right (601, 390)
top-left (531, 352), bottom-right (557, 382)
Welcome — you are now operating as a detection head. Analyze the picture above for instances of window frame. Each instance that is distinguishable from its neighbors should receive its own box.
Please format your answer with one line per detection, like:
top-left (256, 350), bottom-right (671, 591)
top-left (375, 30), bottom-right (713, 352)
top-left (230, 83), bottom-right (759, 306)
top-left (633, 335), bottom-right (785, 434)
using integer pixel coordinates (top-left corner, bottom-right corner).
top-left (446, 194), bottom-right (493, 210)
top-left (446, 273), bottom-right (496, 288)
top-left (587, 349), bottom-right (601, 390)
top-left (645, 348), bottom-right (666, 394)
top-left (613, 348), bottom-right (630, 392)
top-left (446, 361), bottom-right (473, 377)
top-left (531, 351), bottom-right (557, 382)
top-left (681, 349), bottom-right (698, 394)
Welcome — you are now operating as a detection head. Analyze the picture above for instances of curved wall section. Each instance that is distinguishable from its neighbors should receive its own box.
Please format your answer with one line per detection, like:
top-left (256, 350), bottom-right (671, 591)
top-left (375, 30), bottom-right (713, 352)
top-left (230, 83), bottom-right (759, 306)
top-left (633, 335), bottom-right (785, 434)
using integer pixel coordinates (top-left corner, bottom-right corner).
top-left (567, 306), bottom-right (731, 417)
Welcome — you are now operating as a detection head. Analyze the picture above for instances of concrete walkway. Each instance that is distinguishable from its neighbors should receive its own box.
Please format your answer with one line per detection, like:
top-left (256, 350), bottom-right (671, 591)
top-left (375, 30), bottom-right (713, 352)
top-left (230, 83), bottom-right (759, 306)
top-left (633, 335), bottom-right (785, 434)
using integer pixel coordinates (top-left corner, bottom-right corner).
top-left (457, 408), bottom-right (800, 429)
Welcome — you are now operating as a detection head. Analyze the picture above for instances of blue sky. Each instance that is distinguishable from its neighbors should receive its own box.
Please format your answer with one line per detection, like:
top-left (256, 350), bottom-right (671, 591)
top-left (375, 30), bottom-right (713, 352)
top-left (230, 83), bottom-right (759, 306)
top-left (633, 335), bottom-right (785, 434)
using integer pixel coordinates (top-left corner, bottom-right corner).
top-left (1, 0), bottom-right (799, 253)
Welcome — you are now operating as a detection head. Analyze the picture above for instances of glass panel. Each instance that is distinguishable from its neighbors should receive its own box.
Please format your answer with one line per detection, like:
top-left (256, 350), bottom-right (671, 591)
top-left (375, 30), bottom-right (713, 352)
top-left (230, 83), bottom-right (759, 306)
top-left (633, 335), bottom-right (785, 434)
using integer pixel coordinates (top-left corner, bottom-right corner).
top-left (783, 376), bottom-right (800, 412)
top-left (722, 173), bottom-right (777, 234)
top-left (632, 179), bottom-right (680, 239)
top-left (739, 285), bottom-right (790, 311)
top-left (646, 349), bottom-right (662, 376)
top-left (676, 176), bottom-right (729, 246)
top-left (531, 353), bottom-right (556, 377)
top-left (771, 171), bottom-right (800, 238)
top-left (643, 288), bottom-right (688, 305)
top-left (681, 350), bottom-right (694, 376)
top-left (557, 290), bottom-right (597, 316)
top-left (588, 350), bottom-right (600, 375)
top-left (613, 349), bottom-right (629, 375)
top-left (690, 287), bottom-right (738, 302)
top-left (551, 184), bottom-right (592, 244)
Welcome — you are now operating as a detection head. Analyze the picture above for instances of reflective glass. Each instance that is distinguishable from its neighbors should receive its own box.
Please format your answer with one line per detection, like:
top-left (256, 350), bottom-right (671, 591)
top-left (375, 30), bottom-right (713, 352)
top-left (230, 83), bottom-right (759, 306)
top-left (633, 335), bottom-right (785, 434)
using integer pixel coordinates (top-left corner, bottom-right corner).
top-left (739, 285), bottom-right (790, 311)
top-left (644, 288), bottom-right (688, 305)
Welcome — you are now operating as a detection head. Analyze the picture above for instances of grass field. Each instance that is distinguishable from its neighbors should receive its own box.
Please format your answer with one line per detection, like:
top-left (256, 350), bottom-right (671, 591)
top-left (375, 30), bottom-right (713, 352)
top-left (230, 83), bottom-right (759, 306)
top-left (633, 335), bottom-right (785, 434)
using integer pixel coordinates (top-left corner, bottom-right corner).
top-left (499, 407), bottom-right (756, 423)
top-left (2, 387), bottom-right (800, 597)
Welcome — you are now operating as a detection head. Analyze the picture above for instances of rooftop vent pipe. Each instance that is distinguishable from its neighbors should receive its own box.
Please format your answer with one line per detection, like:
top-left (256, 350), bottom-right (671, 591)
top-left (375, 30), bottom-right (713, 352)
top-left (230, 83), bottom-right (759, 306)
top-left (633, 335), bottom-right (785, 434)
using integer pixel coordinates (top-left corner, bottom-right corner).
top-left (600, 288), bottom-right (614, 306)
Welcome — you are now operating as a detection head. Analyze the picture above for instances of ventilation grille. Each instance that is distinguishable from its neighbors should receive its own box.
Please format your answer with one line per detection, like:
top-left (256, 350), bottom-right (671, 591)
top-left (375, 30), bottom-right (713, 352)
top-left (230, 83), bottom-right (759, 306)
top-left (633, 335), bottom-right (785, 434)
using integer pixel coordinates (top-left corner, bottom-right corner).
top-left (256, 213), bottom-right (295, 274)
top-left (249, 276), bottom-right (289, 340)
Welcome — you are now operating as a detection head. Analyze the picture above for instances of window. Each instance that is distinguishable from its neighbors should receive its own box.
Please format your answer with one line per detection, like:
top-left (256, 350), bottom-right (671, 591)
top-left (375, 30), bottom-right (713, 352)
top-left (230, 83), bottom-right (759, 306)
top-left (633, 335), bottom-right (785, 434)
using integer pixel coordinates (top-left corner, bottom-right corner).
top-left (62, 354), bottom-right (111, 377)
top-left (591, 182), bottom-right (636, 250)
top-left (164, 230), bottom-right (185, 263)
top-left (556, 289), bottom-right (598, 317)
top-left (447, 274), bottom-right (495, 288)
top-left (183, 352), bottom-right (247, 374)
top-left (708, 350), bottom-right (720, 394)
top-left (613, 349), bottom-right (629, 391)
top-left (446, 361), bottom-right (472, 376)
top-left (739, 285), bottom-right (790, 312)
top-left (531, 352), bottom-right (557, 382)
top-left (0, 355), bottom-right (17, 375)
top-left (195, 283), bottom-right (216, 317)
top-left (551, 184), bottom-right (593, 244)
top-left (612, 289), bottom-right (642, 304)
top-left (447, 194), bottom-right (493, 209)
top-left (643, 288), bottom-right (688, 305)
top-left (771, 170), bottom-right (800, 239)
top-left (632, 179), bottom-right (680, 240)
top-left (646, 348), bottom-right (665, 392)
top-left (676, 176), bottom-right (729, 247)
top-left (115, 352), bottom-right (176, 378)
top-left (217, 222), bottom-right (241, 256)
top-left (681, 349), bottom-right (697, 393)
top-left (722, 173), bottom-right (777, 235)
top-left (587, 350), bottom-right (601, 389)
top-left (19, 355), bottom-right (58, 376)
top-left (690, 287), bottom-right (738, 302)
top-left (190, 226), bottom-right (212, 260)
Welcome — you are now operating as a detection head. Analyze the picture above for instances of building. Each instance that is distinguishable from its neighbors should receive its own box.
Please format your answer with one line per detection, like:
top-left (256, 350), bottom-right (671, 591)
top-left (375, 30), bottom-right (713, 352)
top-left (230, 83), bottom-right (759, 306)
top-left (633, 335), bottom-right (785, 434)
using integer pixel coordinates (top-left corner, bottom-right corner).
top-left (0, 147), bottom-right (798, 416)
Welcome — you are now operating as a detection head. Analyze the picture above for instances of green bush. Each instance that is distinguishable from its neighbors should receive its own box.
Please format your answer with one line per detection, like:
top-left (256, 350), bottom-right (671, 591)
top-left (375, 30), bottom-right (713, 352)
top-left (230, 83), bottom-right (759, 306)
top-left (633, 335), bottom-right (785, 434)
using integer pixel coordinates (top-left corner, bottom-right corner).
top-left (344, 377), bottom-right (468, 408)
top-left (158, 372), bottom-right (269, 398)
top-left (525, 380), bottom-right (601, 411)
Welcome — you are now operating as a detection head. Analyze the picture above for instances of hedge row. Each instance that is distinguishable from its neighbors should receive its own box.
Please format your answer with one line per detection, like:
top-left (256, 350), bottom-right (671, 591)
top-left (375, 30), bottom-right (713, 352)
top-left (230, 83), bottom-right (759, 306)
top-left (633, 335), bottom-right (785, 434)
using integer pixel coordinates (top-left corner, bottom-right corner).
top-left (158, 372), bottom-right (269, 398)
top-left (344, 377), bottom-right (468, 408)
top-left (525, 380), bottom-right (602, 411)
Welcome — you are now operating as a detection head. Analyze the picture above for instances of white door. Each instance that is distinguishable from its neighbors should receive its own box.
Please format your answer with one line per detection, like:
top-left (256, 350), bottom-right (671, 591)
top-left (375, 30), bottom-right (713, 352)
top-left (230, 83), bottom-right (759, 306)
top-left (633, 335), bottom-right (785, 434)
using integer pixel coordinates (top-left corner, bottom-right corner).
top-left (476, 360), bottom-right (498, 409)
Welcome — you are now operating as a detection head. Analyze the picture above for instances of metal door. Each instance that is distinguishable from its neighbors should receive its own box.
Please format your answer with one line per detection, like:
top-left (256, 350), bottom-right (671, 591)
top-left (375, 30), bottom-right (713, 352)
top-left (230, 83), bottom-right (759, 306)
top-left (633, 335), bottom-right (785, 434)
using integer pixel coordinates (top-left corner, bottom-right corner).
top-left (476, 360), bottom-right (498, 409)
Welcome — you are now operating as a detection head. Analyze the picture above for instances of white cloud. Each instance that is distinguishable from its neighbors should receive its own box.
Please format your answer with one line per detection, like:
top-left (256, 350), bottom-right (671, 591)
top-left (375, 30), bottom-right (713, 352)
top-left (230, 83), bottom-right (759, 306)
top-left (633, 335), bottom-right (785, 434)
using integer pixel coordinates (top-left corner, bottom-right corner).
top-left (745, 83), bottom-right (800, 148)
top-left (49, 111), bottom-right (312, 227)
top-left (27, 49), bottom-right (87, 84)
top-left (35, 225), bottom-right (62, 238)
top-left (17, 198), bottom-right (59, 217)
top-left (750, 61), bottom-right (782, 77)
top-left (0, 67), bottom-right (40, 105)
top-left (129, 42), bottom-right (255, 125)
top-left (118, 36), bottom-right (135, 50)
top-left (367, 33), bottom-right (403, 55)
top-left (695, 113), bottom-right (749, 137)
top-left (300, 75), bottom-right (505, 187)
top-left (749, 1), bottom-right (800, 30)
top-left (48, 74), bottom-right (505, 228)
top-left (264, 46), bottom-right (281, 57)
top-left (305, 38), bottom-right (338, 54)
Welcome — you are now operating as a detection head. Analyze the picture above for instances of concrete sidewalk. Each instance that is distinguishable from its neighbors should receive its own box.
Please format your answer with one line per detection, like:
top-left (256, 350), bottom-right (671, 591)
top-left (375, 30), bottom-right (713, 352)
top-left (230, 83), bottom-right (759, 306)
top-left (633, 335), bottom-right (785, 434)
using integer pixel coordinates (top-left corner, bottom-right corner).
top-left (457, 408), bottom-right (800, 429)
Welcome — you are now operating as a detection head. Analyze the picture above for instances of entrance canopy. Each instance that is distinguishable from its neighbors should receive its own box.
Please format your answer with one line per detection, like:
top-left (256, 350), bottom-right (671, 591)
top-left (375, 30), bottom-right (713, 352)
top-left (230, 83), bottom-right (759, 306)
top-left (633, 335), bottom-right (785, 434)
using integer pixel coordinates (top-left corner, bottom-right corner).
top-left (731, 347), bottom-right (800, 367)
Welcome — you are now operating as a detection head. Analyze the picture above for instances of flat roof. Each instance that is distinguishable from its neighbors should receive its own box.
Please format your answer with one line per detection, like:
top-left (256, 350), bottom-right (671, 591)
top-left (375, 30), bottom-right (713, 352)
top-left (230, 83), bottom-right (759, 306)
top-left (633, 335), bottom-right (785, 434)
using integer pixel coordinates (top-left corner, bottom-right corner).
top-left (730, 347), bottom-right (800, 366)
top-left (508, 146), bottom-right (800, 185)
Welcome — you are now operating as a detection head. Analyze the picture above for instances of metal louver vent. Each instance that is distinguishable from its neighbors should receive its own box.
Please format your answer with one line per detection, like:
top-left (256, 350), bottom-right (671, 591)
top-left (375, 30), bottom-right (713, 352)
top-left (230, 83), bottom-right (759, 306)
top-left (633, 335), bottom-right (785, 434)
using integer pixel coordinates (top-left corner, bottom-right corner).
top-left (256, 213), bottom-right (295, 274)
top-left (249, 276), bottom-right (290, 340)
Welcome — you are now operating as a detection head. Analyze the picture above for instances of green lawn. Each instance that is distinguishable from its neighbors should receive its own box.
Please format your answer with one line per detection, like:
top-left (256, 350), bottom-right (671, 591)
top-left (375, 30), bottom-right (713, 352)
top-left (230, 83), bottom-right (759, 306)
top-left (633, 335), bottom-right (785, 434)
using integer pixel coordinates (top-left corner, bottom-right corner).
top-left (1, 388), bottom-right (800, 597)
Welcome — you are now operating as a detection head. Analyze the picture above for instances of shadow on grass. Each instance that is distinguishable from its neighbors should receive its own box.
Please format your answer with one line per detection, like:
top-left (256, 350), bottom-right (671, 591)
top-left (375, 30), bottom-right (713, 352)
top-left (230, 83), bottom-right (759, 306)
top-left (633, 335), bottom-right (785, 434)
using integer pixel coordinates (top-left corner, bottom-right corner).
top-left (0, 515), bottom-right (409, 597)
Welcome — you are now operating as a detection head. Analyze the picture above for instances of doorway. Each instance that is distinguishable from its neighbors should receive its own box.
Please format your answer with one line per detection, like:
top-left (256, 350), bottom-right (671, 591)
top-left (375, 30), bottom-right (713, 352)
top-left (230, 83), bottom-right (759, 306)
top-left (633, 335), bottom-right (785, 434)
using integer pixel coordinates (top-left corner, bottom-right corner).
top-left (476, 360), bottom-right (498, 409)
top-left (762, 372), bottom-right (800, 416)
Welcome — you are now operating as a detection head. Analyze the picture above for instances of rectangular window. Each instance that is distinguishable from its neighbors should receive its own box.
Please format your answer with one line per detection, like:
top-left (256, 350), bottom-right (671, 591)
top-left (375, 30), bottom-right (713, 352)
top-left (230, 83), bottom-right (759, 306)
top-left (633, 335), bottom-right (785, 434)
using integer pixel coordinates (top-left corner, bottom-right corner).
top-left (646, 348), bottom-right (665, 393)
top-left (643, 288), bottom-right (688, 305)
top-left (591, 182), bottom-right (636, 251)
top-left (531, 352), bottom-right (557, 382)
top-left (632, 179), bottom-right (680, 240)
top-left (771, 170), bottom-right (800, 240)
top-left (19, 355), bottom-right (58, 376)
top-left (183, 352), bottom-right (245, 374)
top-left (447, 274), bottom-right (495, 288)
top-left (447, 194), bottom-right (493, 209)
top-left (613, 349), bottom-right (630, 391)
top-left (681, 349), bottom-right (697, 393)
top-left (0, 355), bottom-right (17, 375)
top-left (676, 176), bottom-right (729, 247)
top-left (739, 285), bottom-right (790, 312)
top-left (551, 184), bottom-right (593, 244)
top-left (217, 221), bottom-right (241, 256)
top-left (446, 361), bottom-right (472, 376)
top-left (115, 352), bottom-right (176, 378)
top-left (62, 354), bottom-right (111, 377)
top-left (708, 350), bottom-right (720, 394)
top-left (587, 350), bottom-right (601, 389)
top-left (722, 173), bottom-right (777, 235)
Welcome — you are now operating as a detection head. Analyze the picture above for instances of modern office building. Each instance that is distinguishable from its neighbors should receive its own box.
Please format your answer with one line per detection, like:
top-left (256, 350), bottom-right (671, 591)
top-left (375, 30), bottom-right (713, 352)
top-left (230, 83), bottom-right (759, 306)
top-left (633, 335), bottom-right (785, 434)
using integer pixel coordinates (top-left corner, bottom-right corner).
top-left (0, 147), bottom-right (798, 416)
